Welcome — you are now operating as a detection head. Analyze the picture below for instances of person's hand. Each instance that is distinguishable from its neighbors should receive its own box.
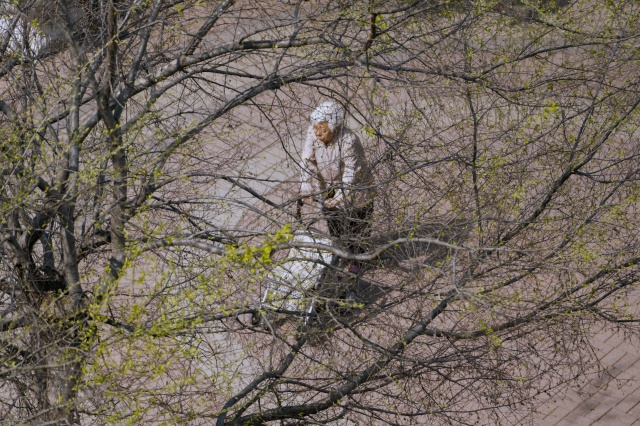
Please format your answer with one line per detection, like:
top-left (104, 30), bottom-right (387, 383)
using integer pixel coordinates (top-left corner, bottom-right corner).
top-left (323, 198), bottom-right (343, 209)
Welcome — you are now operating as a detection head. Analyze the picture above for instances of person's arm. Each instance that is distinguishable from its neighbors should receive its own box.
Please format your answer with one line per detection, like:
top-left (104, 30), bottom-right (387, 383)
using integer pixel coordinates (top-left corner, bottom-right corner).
top-left (335, 131), bottom-right (365, 203)
top-left (300, 126), bottom-right (319, 204)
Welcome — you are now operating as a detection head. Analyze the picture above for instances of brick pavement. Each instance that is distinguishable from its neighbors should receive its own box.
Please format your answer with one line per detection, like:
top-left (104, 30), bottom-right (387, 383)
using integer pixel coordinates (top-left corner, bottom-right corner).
top-left (530, 330), bottom-right (640, 425)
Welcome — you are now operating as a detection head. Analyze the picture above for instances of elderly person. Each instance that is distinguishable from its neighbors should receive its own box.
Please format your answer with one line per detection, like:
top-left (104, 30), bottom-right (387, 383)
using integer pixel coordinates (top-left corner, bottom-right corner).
top-left (300, 101), bottom-right (374, 274)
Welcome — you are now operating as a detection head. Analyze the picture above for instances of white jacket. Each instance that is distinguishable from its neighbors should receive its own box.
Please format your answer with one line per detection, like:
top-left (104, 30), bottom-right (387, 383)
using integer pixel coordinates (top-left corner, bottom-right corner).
top-left (300, 126), bottom-right (374, 208)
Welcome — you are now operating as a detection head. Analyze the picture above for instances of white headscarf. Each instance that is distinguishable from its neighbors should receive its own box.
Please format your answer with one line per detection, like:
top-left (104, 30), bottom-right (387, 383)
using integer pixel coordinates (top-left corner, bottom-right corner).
top-left (310, 101), bottom-right (344, 132)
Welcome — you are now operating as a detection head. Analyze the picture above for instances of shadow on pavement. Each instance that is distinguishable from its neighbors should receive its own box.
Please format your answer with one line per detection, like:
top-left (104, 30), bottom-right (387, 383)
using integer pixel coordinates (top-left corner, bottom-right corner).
top-left (351, 219), bottom-right (471, 306)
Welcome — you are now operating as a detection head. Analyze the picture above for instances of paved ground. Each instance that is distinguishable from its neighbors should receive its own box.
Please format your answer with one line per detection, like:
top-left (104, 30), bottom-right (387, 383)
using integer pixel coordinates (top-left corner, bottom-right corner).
top-left (532, 329), bottom-right (640, 425)
top-left (230, 97), bottom-right (640, 426)
top-left (244, 138), bottom-right (640, 426)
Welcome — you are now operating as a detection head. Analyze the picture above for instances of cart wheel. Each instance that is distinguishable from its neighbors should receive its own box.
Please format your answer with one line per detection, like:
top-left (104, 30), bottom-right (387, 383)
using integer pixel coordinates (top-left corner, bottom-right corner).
top-left (252, 310), bottom-right (275, 331)
top-left (296, 319), bottom-right (332, 345)
top-left (250, 311), bottom-right (261, 326)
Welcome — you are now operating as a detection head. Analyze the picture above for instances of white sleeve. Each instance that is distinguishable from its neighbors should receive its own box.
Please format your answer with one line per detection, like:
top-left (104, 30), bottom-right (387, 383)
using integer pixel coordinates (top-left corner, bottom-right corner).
top-left (335, 132), bottom-right (363, 201)
top-left (300, 127), bottom-right (318, 197)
